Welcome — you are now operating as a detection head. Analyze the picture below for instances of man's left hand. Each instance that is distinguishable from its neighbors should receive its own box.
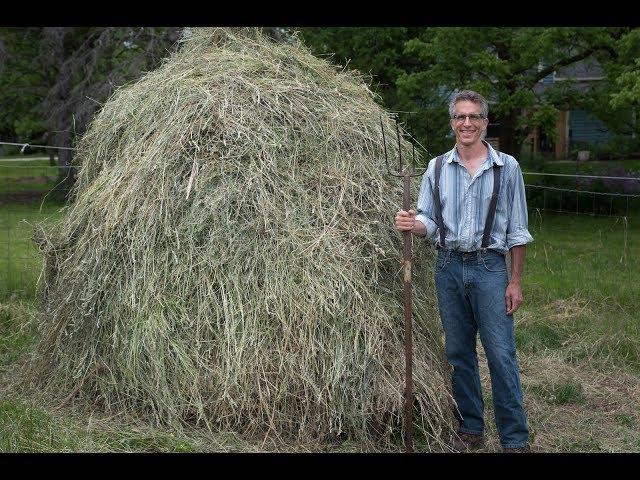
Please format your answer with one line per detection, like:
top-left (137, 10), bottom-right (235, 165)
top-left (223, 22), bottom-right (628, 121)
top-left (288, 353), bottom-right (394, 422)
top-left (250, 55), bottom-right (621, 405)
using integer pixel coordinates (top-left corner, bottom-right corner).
top-left (505, 281), bottom-right (523, 315)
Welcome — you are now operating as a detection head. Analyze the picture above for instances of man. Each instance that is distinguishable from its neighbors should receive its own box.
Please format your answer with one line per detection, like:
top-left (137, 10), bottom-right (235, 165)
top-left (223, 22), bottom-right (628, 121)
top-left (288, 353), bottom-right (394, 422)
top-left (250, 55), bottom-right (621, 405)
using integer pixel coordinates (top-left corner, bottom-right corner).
top-left (394, 90), bottom-right (533, 453)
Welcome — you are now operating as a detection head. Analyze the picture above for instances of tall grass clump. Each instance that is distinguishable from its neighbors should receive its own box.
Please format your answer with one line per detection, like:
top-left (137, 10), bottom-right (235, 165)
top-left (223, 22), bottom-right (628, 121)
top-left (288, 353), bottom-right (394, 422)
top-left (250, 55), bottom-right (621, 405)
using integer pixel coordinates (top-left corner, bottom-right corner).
top-left (24, 28), bottom-right (453, 449)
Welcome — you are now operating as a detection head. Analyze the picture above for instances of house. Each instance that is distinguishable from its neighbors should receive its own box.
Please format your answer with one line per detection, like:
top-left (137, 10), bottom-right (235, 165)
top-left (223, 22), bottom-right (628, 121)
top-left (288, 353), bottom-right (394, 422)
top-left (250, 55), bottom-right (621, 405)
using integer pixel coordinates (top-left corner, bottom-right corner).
top-left (531, 59), bottom-right (620, 159)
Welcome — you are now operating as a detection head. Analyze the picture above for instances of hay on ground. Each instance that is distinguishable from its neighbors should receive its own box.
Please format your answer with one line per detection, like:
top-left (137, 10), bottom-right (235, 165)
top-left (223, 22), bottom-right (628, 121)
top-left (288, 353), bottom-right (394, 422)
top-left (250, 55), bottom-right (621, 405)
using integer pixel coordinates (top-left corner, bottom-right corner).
top-left (27, 27), bottom-right (454, 450)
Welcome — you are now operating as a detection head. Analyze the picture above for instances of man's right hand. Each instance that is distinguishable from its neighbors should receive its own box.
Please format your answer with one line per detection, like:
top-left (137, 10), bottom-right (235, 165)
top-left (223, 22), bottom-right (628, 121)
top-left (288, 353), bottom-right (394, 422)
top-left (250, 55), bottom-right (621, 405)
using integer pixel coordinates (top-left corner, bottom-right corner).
top-left (395, 209), bottom-right (417, 232)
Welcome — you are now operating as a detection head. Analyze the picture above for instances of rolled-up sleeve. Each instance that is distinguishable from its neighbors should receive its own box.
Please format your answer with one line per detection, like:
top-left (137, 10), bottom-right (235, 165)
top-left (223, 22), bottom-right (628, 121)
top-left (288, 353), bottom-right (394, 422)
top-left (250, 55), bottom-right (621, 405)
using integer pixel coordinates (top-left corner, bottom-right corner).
top-left (506, 164), bottom-right (534, 249)
top-left (415, 158), bottom-right (439, 240)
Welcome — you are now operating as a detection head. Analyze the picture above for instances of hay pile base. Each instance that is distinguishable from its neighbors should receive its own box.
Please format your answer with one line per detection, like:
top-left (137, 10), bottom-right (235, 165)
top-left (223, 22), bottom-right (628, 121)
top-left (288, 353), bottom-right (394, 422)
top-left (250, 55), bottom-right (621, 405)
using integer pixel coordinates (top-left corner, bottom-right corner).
top-left (29, 28), bottom-right (454, 449)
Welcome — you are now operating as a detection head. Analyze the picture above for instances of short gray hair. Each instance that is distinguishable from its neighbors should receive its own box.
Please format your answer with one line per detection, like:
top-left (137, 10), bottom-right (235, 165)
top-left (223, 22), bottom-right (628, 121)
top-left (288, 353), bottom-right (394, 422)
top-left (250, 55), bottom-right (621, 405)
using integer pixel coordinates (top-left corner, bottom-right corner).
top-left (448, 90), bottom-right (489, 119)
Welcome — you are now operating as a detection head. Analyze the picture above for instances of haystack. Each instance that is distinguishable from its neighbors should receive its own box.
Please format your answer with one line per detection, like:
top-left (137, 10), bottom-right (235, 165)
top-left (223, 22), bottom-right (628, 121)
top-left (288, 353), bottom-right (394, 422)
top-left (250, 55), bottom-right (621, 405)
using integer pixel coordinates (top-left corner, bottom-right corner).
top-left (29, 28), bottom-right (454, 449)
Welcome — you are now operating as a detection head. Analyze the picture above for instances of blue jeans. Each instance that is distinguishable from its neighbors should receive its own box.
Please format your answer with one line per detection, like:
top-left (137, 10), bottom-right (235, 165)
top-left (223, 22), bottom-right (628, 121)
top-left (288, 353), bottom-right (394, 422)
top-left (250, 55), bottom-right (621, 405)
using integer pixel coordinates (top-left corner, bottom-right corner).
top-left (434, 248), bottom-right (529, 448)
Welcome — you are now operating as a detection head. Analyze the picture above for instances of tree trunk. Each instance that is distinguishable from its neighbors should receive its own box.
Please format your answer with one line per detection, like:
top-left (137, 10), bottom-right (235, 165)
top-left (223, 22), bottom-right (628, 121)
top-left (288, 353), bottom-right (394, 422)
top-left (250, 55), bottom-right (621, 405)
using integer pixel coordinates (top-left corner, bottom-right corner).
top-left (498, 110), bottom-right (522, 156)
top-left (53, 129), bottom-right (75, 199)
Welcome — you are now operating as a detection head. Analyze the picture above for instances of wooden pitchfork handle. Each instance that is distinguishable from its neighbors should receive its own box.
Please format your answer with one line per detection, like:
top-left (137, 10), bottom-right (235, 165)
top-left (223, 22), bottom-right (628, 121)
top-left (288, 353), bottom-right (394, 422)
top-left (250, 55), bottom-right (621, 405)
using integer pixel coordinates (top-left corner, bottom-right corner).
top-left (401, 173), bottom-right (414, 453)
top-left (380, 114), bottom-right (427, 453)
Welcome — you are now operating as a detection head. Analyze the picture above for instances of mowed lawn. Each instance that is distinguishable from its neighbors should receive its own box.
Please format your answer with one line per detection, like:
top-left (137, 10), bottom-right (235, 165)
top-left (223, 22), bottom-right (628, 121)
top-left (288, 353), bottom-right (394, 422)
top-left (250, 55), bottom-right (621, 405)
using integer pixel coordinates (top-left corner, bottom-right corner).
top-left (0, 164), bottom-right (639, 451)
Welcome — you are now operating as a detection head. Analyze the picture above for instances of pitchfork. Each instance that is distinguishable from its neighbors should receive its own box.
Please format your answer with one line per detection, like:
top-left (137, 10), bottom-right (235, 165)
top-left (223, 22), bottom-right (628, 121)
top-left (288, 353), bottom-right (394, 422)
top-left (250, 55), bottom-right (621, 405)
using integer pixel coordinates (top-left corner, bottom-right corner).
top-left (380, 114), bottom-right (427, 453)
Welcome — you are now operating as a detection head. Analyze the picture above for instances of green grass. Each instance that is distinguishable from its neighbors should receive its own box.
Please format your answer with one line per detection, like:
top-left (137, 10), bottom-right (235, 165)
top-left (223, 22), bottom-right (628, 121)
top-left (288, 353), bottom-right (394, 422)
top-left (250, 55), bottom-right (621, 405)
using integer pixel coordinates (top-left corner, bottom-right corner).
top-left (559, 437), bottom-right (603, 452)
top-left (0, 153), bottom-right (53, 159)
top-left (516, 212), bottom-right (640, 372)
top-left (615, 413), bottom-right (636, 428)
top-left (0, 399), bottom-right (81, 452)
top-left (0, 159), bottom-right (61, 195)
top-left (0, 158), bottom-right (52, 169)
top-left (527, 379), bottom-right (586, 405)
top-left (515, 321), bottom-right (565, 353)
top-left (0, 304), bottom-right (35, 366)
top-left (0, 397), bottom-right (205, 452)
top-left (0, 202), bottom-right (65, 300)
top-left (0, 156), bottom-right (68, 301)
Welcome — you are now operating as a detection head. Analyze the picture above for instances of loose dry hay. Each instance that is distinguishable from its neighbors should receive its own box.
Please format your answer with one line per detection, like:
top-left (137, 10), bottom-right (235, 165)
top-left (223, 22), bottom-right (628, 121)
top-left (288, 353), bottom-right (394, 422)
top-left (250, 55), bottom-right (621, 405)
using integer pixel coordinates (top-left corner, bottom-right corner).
top-left (26, 28), bottom-right (454, 450)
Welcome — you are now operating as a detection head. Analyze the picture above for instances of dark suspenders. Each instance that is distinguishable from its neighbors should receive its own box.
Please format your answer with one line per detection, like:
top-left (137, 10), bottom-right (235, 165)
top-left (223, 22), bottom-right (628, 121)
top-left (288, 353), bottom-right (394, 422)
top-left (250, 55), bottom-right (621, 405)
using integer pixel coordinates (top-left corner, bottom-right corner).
top-left (482, 166), bottom-right (501, 249)
top-left (433, 156), bottom-right (446, 248)
top-left (432, 154), bottom-right (501, 250)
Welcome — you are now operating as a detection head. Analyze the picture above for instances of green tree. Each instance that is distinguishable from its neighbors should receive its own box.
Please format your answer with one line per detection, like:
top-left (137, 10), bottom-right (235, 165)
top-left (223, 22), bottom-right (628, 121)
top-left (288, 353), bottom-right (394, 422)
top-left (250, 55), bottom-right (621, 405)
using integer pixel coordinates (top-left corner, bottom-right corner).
top-left (0, 28), bottom-right (45, 148)
top-left (297, 28), bottom-right (443, 157)
top-left (299, 27), bottom-right (632, 157)
top-left (0, 27), bottom-right (182, 194)
top-left (608, 28), bottom-right (640, 136)
top-left (397, 27), bottom-right (635, 156)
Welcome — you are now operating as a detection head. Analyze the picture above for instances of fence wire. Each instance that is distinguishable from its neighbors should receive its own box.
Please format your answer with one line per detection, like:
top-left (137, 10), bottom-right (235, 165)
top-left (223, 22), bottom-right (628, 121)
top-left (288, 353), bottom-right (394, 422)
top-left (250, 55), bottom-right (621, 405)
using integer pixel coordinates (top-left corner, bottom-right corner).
top-left (0, 162), bottom-right (76, 298)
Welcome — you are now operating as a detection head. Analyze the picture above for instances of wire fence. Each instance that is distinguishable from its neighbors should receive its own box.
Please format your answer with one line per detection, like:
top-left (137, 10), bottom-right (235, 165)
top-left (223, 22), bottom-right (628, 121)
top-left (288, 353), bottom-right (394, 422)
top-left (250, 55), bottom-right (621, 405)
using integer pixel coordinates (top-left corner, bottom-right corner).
top-left (0, 161), bottom-right (75, 298)
top-left (0, 161), bottom-right (638, 299)
top-left (524, 184), bottom-right (640, 218)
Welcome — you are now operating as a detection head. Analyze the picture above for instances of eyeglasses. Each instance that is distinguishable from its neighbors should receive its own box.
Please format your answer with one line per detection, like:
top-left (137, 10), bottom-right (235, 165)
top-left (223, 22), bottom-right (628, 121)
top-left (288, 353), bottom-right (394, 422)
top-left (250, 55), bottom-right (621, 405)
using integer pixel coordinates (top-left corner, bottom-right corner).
top-left (451, 114), bottom-right (486, 124)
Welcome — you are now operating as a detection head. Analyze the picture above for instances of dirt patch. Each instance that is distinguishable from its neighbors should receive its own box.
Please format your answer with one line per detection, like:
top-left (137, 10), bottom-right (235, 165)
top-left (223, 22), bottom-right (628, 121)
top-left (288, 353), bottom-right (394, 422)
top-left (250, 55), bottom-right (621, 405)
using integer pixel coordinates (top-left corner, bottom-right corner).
top-left (472, 346), bottom-right (640, 452)
top-left (519, 354), bottom-right (640, 452)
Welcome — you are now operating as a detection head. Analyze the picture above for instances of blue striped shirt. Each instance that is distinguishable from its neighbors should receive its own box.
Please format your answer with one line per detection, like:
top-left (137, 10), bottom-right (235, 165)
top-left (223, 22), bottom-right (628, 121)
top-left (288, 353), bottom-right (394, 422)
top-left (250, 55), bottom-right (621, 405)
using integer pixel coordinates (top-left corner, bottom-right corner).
top-left (415, 142), bottom-right (533, 255)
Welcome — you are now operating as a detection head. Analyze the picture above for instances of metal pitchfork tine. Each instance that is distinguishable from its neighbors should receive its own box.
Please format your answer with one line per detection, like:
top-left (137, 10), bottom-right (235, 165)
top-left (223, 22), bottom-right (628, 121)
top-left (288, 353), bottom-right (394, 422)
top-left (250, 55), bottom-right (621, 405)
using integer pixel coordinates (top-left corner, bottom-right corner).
top-left (380, 113), bottom-right (427, 453)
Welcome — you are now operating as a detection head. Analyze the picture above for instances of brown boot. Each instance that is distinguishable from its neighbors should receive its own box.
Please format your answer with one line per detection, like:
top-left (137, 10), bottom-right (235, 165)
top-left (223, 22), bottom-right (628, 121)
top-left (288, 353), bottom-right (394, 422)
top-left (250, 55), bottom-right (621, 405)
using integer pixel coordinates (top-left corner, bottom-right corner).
top-left (453, 432), bottom-right (485, 452)
top-left (503, 445), bottom-right (531, 453)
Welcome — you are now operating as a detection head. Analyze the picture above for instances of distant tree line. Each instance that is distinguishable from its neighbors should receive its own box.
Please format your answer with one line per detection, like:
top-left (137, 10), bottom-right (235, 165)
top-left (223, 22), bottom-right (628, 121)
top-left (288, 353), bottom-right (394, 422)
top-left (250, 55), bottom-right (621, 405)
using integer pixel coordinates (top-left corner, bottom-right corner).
top-left (0, 27), bottom-right (183, 193)
top-left (298, 27), bottom-right (640, 160)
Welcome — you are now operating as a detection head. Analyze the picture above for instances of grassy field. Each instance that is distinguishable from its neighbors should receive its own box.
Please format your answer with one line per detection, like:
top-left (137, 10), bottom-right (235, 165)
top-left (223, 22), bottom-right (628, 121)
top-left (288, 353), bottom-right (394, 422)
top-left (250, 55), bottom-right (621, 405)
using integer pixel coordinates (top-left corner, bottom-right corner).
top-left (0, 158), bottom-right (639, 452)
top-left (0, 157), bottom-right (67, 298)
top-left (0, 203), bottom-right (64, 299)
top-left (0, 157), bottom-right (61, 196)
top-left (501, 213), bottom-right (640, 453)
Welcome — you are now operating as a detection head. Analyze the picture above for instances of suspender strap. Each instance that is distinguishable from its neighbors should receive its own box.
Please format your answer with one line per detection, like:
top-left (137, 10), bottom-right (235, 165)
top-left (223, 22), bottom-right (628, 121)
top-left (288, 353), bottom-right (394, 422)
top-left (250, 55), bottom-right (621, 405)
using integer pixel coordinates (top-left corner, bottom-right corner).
top-left (481, 164), bottom-right (501, 249)
top-left (433, 155), bottom-right (446, 248)
top-left (434, 155), bottom-right (502, 250)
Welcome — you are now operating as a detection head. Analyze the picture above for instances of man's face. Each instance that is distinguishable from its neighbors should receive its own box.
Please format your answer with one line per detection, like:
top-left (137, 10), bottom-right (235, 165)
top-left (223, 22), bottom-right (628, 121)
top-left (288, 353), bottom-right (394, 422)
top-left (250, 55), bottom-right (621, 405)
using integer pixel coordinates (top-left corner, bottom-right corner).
top-left (450, 100), bottom-right (488, 147)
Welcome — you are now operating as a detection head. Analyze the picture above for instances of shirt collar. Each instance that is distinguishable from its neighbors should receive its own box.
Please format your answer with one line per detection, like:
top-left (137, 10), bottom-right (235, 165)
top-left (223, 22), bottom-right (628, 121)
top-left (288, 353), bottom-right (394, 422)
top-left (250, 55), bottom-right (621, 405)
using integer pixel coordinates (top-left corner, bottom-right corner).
top-left (445, 140), bottom-right (505, 166)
